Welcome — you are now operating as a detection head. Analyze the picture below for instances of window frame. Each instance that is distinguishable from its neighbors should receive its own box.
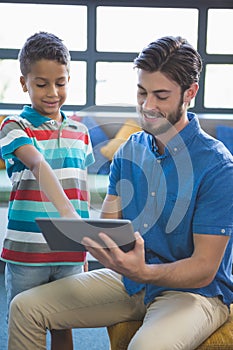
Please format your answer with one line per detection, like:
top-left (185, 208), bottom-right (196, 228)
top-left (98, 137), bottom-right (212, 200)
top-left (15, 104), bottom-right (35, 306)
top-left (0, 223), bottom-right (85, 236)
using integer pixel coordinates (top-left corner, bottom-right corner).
top-left (0, 0), bottom-right (232, 114)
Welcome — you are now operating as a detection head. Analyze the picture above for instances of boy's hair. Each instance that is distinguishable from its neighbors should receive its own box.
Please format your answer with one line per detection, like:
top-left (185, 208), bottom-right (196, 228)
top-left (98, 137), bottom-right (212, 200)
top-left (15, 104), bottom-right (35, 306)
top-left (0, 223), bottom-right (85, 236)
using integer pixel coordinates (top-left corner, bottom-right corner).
top-left (18, 31), bottom-right (71, 76)
top-left (134, 36), bottom-right (203, 92)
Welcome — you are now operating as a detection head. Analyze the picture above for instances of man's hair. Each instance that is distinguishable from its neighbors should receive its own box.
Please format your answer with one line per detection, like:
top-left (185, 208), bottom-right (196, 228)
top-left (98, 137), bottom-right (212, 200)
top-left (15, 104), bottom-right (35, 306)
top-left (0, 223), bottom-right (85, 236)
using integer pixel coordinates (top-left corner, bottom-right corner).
top-left (134, 36), bottom-right (203, 91)
top-left (18, 31), bottom-right (71, 76)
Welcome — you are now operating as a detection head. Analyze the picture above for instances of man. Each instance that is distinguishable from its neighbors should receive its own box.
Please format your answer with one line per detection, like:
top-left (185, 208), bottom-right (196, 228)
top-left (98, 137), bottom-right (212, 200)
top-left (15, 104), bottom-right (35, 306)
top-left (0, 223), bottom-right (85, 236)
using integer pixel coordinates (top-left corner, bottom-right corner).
top-left (8, 36), bottom-right (233, 350)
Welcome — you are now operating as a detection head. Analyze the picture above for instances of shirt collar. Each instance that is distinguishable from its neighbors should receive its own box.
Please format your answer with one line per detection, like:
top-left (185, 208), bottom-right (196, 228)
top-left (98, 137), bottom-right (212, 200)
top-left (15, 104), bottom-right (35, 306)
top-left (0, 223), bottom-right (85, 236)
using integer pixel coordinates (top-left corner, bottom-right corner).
top-left (166, 112), bottom-right (200, 155)
top-left (20, 105), bottom-right (66, 127)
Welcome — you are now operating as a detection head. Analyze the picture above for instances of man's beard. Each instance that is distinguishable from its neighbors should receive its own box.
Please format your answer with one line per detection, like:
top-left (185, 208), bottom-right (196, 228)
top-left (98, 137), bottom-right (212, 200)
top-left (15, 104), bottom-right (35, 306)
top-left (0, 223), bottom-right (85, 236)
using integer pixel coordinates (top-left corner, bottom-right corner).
top-left (138, 99), bottom-right (184, 136)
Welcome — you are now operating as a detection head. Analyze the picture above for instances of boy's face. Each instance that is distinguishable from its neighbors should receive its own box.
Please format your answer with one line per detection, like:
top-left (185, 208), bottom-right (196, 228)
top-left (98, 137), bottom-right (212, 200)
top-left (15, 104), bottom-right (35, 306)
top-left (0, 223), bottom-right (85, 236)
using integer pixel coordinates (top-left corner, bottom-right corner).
top-left (20, 59), bottom-right (70, 120)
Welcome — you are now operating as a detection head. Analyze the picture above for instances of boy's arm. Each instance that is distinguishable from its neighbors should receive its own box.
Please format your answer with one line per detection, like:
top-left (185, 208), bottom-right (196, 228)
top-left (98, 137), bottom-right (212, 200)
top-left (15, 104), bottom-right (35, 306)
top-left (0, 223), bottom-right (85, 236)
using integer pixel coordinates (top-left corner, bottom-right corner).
top-left (14, 144), bottom-right (80, 218)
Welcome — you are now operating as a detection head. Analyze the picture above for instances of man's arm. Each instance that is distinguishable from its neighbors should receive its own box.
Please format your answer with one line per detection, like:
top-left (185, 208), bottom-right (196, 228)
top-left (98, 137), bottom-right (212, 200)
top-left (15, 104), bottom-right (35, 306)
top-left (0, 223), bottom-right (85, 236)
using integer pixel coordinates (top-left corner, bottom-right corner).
top-left (100, 194), bottom-right (122, 219)
top-left (15, 144), bottom-right (80, 218)
top-left (84, 194), bottom-right (229, 289)
top-left (140, 233), bottom-right (229, 288)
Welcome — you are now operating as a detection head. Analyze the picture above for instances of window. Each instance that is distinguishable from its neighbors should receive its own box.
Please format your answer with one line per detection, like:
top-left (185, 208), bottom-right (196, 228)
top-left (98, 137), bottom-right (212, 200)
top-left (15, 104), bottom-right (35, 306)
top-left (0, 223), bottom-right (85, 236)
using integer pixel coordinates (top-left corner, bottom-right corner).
top-left (0, 3), bottom-right (87, 50)
top-left (207, 9), bottom-right (233, 54)
top-left (204, 8), bottom-right (233, 109)
top-left (96, 7), bottom-right (198, 52)
top-left (0, 0), bottom-right (232, 114)
top-left (205, 65), bottom-right (233, 108)
top-left (96, 6), bottom-right (198, 107)
top-left (0, 2), bottom-right (87, 109)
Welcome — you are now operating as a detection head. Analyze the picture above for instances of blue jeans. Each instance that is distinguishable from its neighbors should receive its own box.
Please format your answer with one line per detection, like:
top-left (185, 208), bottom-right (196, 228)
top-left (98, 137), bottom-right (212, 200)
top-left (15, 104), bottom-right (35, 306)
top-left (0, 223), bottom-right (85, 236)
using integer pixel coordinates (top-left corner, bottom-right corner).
top-left (5, 263), bottom-right (83, 318)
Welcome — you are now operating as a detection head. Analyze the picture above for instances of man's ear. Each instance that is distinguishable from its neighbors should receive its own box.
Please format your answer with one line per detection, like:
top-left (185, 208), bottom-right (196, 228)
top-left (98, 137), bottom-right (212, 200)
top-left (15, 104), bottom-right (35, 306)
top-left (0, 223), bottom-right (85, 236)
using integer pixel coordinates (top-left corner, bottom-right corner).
top-left (20, 76), bottom-right (28, 92)
top-left (184, 83), bottom-right (199, 104)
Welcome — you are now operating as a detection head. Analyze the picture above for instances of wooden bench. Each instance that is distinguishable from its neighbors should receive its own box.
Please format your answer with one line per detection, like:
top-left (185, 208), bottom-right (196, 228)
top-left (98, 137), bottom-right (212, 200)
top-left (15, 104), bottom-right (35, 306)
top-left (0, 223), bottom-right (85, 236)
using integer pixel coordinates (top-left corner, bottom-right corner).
top-left (107, 304), bottom-right (233, 350)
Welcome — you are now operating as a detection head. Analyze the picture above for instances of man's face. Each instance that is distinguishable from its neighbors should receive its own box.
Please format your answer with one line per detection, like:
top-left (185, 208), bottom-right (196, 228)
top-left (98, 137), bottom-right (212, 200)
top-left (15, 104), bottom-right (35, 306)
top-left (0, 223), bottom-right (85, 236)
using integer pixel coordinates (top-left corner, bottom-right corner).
top-left (136, 69), bottom-right (187, 136)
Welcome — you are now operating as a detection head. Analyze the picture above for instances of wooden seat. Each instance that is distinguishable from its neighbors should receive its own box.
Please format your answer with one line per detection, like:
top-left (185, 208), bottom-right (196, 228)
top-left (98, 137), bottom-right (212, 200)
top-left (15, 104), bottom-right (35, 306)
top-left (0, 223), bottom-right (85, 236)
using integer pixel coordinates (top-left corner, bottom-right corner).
top-left (107, 305), bottom-right (233, 350)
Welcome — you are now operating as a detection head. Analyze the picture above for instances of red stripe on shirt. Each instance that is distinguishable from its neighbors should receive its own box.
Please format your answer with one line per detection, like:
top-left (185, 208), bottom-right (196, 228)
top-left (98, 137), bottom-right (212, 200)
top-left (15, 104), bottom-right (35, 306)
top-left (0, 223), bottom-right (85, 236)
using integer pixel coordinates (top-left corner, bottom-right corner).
top-left (10, 190), bottom-right (49, 202)
top-left (1, 248), bottom-right (86, 263)
top-left (10, 188), bottom-right (88, 202)
top-left (25, 128), bottom-right (59, 140)
top-left (65, 188), bottom-right (88, 201)
top-left (61, 130), bottom-right (89, 144)
top-left (26, 129), bottom-right (89, 143)
top-left (0, 118), bottom-right (12, 130)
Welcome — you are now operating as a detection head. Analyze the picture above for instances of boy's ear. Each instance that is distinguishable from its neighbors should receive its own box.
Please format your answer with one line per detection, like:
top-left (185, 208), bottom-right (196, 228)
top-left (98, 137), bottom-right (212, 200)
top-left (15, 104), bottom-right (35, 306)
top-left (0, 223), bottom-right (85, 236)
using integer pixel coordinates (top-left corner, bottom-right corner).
top-left (184, 83), bottom-right (199, 103)
top-left (20, 76), bottom-right (28, 92)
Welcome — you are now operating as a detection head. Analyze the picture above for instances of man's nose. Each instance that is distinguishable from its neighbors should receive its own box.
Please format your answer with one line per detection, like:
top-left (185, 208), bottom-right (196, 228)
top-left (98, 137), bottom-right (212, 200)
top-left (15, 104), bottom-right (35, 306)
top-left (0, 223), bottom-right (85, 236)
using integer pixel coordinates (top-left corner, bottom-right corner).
top-left (142, 94), bottom-right (159, 111)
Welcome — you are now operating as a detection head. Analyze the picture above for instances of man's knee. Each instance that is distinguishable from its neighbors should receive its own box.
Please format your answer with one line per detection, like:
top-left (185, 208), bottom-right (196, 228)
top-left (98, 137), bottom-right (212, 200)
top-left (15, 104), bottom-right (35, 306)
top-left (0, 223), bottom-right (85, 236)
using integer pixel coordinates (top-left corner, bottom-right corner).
top-left (9, 289), bottom-right (37, 325)
top-left (10, 292), bottom-right (27, 314)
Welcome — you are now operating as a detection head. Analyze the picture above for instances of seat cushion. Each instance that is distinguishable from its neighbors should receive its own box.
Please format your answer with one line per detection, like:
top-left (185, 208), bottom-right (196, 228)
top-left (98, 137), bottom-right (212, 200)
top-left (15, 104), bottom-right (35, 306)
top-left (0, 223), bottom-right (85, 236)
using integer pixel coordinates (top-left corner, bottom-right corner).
top-left (197, 304), bottom-right (233, 349)
top-left (107, 305), bottom-right (233, 350)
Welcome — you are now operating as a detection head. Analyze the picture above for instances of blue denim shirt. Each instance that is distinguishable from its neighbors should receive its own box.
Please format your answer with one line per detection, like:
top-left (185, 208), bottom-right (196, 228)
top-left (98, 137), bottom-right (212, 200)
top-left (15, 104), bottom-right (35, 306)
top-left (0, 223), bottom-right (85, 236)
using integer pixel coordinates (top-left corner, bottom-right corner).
top-left (108, 113), bottom-right (233, 306)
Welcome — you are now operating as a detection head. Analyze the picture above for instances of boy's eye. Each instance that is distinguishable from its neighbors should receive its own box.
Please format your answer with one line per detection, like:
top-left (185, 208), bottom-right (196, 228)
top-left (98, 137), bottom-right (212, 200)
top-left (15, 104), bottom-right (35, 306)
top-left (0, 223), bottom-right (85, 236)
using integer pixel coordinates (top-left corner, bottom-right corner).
top-left (36, 83), bottom-right (66, 88)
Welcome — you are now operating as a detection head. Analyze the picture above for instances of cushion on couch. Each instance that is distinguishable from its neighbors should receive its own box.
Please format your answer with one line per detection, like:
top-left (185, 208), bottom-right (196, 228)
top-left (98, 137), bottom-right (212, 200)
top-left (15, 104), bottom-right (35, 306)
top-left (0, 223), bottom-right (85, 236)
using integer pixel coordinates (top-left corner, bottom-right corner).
top-left (100, 119), bottom-right (141, 160)
top-left (81, 116), bottom-right (111, 174)
top-left (0, 149), bottom-right (5, 169)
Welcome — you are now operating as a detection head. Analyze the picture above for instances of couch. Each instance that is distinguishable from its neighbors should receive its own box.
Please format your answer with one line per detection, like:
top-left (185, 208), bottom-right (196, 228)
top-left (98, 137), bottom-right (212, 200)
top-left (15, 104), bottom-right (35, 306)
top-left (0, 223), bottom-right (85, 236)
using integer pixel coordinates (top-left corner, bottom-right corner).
top-left (1, 112), bottom-right (233, 205)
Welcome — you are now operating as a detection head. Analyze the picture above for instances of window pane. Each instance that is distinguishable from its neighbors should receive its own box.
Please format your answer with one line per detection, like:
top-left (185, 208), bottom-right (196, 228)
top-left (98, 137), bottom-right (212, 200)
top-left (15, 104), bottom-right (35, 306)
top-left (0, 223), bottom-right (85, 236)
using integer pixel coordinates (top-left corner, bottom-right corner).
top-left (96, 62), bottom-right (197, 107)
top-left (207, 9), bottom-right (233, 54)
top-left (0, 3), bottom-right (87, 51)
top-left (0, 59), bottom-right (27, 104)
top-left (97, 7), bottom-right (198, 52)
top-left (65, 61), bottom-right (87, 106)
top-left (96, 62), bottom-right (137, 105)
top-left (204, 65), bottom-right (233, 108)
top-left (0, 59), bottom-right (86, 106)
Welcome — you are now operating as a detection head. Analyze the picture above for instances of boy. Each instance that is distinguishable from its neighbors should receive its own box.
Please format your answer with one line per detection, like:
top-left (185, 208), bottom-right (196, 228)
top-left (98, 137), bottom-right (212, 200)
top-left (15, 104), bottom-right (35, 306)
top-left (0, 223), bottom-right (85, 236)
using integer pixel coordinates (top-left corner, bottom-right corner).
top-left (0, 32), bottom-right (94, 350)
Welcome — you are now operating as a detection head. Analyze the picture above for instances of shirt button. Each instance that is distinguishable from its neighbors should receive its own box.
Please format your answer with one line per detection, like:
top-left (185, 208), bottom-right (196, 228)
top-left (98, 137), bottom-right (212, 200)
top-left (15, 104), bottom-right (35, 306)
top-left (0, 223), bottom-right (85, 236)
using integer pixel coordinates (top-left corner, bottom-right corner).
top-left (221, 229), bottom-right (226, 234)
top-left (157, 159), bottom-right (161, 163)
top-left (151, 192), bottom-right (156, 196)
top-left (143, 223), bottom-right (149, 228)
top-left (174, 147), bottom-right (178, 152)
top-left (51, 120), bottom-right (55, 125)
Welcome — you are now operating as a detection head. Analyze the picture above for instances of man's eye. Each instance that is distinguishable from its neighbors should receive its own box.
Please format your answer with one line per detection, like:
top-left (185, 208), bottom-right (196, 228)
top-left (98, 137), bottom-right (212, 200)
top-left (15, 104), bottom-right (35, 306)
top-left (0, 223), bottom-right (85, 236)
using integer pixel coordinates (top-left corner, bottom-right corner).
top-left (37, 84), bottom-right (46, 88)
top-left (138, 91), bottom-right (147, 96)
top-left (157, 96), bottom-right (168, 100)
top-left (57, 83), bottom-right (65, 87)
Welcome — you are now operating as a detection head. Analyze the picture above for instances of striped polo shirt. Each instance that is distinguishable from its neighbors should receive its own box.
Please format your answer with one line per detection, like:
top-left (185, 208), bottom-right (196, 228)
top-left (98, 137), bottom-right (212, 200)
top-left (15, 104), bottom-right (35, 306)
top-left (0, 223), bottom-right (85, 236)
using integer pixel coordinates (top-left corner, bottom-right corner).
top-left (0, 106), bottom-right (95, 265)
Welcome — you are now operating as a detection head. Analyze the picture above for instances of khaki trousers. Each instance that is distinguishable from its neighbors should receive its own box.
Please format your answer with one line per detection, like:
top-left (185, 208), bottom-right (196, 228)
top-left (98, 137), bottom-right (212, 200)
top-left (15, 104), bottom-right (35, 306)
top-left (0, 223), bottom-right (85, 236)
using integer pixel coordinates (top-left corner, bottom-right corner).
top-left (8, 268), bottom-right (229, 350)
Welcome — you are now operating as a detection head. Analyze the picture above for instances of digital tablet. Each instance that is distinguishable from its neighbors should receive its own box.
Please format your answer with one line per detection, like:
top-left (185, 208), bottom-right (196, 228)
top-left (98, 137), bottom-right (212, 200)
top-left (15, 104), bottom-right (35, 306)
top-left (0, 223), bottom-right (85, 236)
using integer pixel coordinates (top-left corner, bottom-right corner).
top-left (36, 218), bottom-right (136, 253)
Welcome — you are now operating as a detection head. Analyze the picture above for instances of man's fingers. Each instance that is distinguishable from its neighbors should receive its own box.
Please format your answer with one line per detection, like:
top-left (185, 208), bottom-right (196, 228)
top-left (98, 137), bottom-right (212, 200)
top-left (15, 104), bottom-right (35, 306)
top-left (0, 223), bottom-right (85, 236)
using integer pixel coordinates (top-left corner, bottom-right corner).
top-left (98, 232), bottom-right (121, 250)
